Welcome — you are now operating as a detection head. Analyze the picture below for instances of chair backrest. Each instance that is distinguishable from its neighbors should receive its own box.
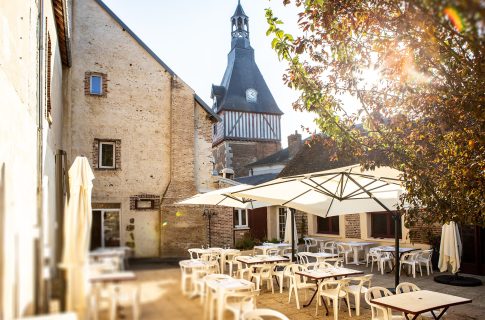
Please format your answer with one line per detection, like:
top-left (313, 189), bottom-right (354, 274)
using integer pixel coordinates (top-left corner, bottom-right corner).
top-left (336, 244), bottom-right (346, 257)
top-left (324, 241), bottom-right (336, 249)
top-left (318, 278), bottom-right (350, 295)
top-left (296, 253), bottom-right (309, 264)
top-left (242, 308), bottom-right (289, 320)
top-left (224, 290), bottom-right (258, 313)
top-left (317, 262), bottom-right (334, 269)
top-left (368, 247), bottom-right (381, 254)
top-left (226, 252), bottom-right (241, 262)
top-left (257, 265), bottom-right (273, 278)
top-left (349, 274), bottom-right (373, 291)
top-left (396, 282), bottom-right (420, 294)
top-left (266, 248), bottom-right (280, 256)
top-left (400, 252), bottom-right (418, 261)
top-left (201, 252), bottom-right (219, 262)
top-left (365, 286), bottom-right (394, 320)
top-left (188, 248), bottom-right (199, 260)
top-left (419, 249), bottom-right (433, 260)
top-left (324, 257), bottom-right (344, 267)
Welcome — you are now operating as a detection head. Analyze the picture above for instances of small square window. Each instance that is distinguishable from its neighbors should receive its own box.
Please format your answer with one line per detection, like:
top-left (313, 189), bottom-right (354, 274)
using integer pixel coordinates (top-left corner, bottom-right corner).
top-left (135, 199), bottom-right (154, 210)
top-left (90, 75), bottom-right (103, 95)
top-left (99, 141), bottom-right (115, 169)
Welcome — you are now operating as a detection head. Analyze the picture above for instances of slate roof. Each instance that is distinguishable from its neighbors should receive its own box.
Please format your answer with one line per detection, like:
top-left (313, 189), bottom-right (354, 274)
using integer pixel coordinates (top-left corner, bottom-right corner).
top-left (277, 138), bottom-right (356, 177)
top-left (232, 2), bottom-right (248, 17)
top-left (246, 148), bottom-right (290, 167)
top-left (212, 3), bottom-right (283, 115)
top-left (234, 173), bottom-right (279, 185)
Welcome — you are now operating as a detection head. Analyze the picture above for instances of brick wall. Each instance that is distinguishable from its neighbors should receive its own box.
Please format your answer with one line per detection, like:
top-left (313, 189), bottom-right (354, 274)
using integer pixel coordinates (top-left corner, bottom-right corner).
top-left (345, 214), bottom-right (361, 239)
top-left (205, 206), bottom-right (234, 248)
top-left (229, 141), bottom-right (281, 177)
top-left (408, 220), bottom-right (442, 244)
top-left (295, 210), bottom-right (308, 238)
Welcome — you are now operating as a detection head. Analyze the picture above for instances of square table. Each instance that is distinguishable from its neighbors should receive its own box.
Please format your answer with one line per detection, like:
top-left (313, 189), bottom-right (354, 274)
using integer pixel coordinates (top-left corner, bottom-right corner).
top-left (337, 241), bottom-right (376, 265)
top-left (89, 271), bottom-right (136, 283)
top-left (253, 243), bottom-right (291, 255)
top-left (296, 267), bottom-right (363, 310)
top-left (236, 255), bottom-right (289, 266)
top-left (372, 290), bottom-right (472, 320)
top-left (302, 252), bottom-right (337, 262)
top-left (205, 277), bottom-right (254, 320)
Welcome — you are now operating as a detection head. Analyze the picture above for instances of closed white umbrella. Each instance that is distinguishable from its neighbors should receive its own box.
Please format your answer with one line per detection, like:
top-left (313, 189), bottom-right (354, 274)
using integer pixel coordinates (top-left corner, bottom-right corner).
top-left (60, 157), bottom-right (95, 319)
top-left (283, 209), bottom-right (297, 246)
top-left (177, 184), bottom-right (269, 209)
top-left (233, 164), bottom-right (407, 288)
top-left (438, 222), bottom-right (462, 274)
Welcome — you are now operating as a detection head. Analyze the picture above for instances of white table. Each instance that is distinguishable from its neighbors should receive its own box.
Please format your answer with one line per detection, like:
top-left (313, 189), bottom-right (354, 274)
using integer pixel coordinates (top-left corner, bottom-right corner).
top-left (372, 290), bottom-right (471, 320)
top-left (253, 243), bottom-right (291, 255)
top-left (301, 252), bottom-right (337, 262)
top-left (205, 277), bottom-right (254, 320)
top-left (337, 241), bottom-right (376, 265)
top-left (236, 255), bottom-right (289, 266)
top-left (89, 271), bottom-right (136, 283)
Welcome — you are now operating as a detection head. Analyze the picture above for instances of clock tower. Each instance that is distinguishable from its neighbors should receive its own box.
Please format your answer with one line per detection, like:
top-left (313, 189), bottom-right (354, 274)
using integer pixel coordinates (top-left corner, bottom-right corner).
top-left (212, 1), bottom-right (283, 178)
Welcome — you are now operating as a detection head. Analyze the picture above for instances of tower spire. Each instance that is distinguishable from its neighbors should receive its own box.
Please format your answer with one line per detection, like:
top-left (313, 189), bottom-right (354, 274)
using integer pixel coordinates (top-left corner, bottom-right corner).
top-left (231, 0), bottom-right (249, 48)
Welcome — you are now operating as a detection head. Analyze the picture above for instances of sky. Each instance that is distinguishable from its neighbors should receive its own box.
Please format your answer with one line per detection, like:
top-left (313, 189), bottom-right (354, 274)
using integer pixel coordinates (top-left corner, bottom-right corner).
top-left (102, 0), bottom-right (319, 147)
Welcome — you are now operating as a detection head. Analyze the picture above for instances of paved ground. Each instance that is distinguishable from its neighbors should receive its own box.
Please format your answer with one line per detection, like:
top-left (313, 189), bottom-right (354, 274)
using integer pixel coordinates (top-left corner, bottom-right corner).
top-left (101, 260), bottom-right (485, 319)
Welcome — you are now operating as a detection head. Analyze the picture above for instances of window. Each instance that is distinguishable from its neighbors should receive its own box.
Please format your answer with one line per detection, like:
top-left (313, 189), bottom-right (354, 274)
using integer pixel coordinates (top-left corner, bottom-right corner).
top-left (85, 72), bottom-right (107, 96)
top-left (370, 212), bottom-right (402, 239)
top-left (246, 88), bottom-right (257, 103)
top-left (135, 199), bottom-right (154, 210)
top-left (99, 141), bottom-right (115, 169)
top-left (278, 207), bottom-right (287, 240)
top-left (90, 209), bottom-right (121, 249)
top-left (317, 216), bottom-right (340, 235)
top-left (234, 209), bottom-right (248, 228)
top-left (90, 75), bottom-right (103, 95)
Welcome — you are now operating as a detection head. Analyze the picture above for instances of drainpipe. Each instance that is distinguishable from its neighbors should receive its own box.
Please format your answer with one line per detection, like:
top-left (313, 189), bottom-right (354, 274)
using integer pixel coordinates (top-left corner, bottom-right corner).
top-left (35, 0), bottom-right (47, 313)
top-left (159, 75), bottom-right (175, 257)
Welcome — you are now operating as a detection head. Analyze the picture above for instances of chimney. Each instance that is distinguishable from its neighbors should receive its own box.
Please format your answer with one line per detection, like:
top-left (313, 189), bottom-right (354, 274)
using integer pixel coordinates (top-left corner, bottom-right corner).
top-left (288, 130), bottom-right (302, 159)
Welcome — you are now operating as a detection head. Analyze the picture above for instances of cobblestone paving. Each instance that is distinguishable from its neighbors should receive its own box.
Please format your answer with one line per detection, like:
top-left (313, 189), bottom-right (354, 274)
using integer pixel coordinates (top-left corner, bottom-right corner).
top-left (101, 263), bottom-right (485, 320)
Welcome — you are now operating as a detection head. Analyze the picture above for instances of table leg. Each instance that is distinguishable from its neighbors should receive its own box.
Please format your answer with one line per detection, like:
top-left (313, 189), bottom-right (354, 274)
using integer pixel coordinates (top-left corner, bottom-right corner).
top-left (352, 248), bottom-right (360, 265)
top-left (432, 307), bottom-right (449, 320)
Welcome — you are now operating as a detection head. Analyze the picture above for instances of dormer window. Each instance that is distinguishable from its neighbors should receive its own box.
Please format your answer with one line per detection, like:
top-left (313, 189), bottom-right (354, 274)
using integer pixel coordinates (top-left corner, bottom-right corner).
top-left (246, 88), bottom-right (257, 103)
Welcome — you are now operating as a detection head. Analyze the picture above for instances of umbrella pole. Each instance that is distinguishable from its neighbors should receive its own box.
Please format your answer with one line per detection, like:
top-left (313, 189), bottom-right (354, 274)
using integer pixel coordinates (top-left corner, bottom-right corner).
top-left (291, 209), bottom-right (295, 262)
top-left (393, 212), bottom-right (400, 289)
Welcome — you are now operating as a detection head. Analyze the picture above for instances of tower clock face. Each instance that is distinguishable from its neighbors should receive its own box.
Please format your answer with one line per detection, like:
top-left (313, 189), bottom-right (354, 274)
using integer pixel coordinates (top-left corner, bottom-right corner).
top-left (246, 88), bottom-right (258, 103)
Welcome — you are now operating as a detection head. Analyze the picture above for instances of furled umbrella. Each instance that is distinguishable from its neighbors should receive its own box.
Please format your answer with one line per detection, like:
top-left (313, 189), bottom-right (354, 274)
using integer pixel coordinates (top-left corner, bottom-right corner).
top-left (438, 221), bottom-right (462, 274)
top-left (283, 209), bottom-right (298, 246)
top-left (233, 164), bottom-right (407, 288)
top-left (60, 157), bottom-right (95, 319)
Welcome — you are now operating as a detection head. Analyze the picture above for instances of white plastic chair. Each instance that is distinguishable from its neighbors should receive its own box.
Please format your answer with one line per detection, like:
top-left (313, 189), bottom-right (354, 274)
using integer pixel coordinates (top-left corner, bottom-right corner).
top-left (344, 274), bottom-right (373, 316)
top-left (188, 248), bottom-right (200, 260)
top-left (315, 278), bottom-right (351, 320)
top-left (179, 261), bottom-right (193, 295)
top-left (375, 252), bottom-right (393, 275)
top-left (288, 266), bottom-right (314, 309)
top-left (337, 244), bottom-right (353, 264)
top-left (109, 283), bottom-right (141, 320)
top-left (242, 308), bottom-right (289, 320)
top-left (223, 289), bottom-right (259, 320)
top-left (366, 247), bottom-right (381, 269)
top-left (323, 257), bottom-right (344, 267)
top-left (303, 237), bottom-right (318, 252)
top-left (252, 265), bottom-right (274, 293)
top-left (324, 241), bottom-right (337, 254)
top-left (399, 252), bottom-right (421, 278)
top-left (365, 286), bottom-right (405, 320)
top-left (266, 248), bottom-right (280, 256)
top-left (416, 249), bottom-right (433, 275)
top-left (224, 252), bottom-right (241, 276)
top-left (272, 262), bottom-right (292, 293)
top-left (395, 282), bottom-right (446, 319)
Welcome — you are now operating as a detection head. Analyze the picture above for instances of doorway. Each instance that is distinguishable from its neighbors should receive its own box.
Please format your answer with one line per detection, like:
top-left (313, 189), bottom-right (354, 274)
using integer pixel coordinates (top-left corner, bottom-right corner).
top-left (248, 207), bottom-right (267, 241)
top-left (461, 225), bottom-right (485, 275)
top-left (90, 209), bottom-right (121, 250)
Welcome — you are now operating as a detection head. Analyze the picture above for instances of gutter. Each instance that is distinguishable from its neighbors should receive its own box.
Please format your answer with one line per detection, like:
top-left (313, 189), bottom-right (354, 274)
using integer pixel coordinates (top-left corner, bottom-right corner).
top-left (35, 0), bottom-right (47, 313)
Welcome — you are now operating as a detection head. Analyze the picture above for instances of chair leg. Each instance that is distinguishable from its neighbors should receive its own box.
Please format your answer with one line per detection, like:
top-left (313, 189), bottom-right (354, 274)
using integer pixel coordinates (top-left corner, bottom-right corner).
top-left (333, 299), bottom-right (339, 320)
top-left (355, 293), bottom-right (361, 316)
top-left (295, 288), bottom-right (301, 309)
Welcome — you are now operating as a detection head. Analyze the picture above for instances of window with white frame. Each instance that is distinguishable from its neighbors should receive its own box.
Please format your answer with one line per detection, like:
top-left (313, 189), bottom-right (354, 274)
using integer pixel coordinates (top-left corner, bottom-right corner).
top-left (234, 208), bottom-right (248, 228)
top-left (90, 75), bottom-right (103, 95)
top-left (278, 207), bottom-right (287, 240)
top-left (99, 141), bottom-right (115, 169)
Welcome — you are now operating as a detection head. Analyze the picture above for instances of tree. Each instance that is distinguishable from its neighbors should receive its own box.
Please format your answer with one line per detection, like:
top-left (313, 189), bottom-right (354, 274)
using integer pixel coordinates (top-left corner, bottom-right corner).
top-left (266, 0), bottom-right (484, 227)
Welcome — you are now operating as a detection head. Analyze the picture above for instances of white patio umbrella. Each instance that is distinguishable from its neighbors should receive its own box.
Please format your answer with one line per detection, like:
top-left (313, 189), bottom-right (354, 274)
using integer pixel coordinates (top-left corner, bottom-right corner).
top-left (283, 209), bottom-right (298, 246)
top-left (60, 157), bottom-right (95, 319)
top-left (233, 164), bottom-right (407, 288)
top-left (177, 184), bottom-right (269, 209)
top-left (438, 221), bottom-right (462, 274)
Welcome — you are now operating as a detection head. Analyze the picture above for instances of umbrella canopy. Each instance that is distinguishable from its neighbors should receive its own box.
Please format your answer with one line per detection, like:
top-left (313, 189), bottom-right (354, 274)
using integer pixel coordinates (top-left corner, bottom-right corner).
top-left (233, 164), bottom-right (407, 288)
top-left (438, 222), bottom-right (462, 274)
top-left (177, 184), bottom-right (269, 209)
top-left (232, 164), bottom-right (405, 217)
top-left (283, 209), bottom-right (298, 246)
top-left (60, 157), bottom-right (95, 319)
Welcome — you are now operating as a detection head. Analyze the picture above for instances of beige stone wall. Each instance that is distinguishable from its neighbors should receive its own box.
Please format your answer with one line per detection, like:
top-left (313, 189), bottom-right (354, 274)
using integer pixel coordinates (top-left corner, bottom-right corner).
top-left (68, 0), bottom-right (216, 258)
top-left (0, 0), bottom-right (66, 317)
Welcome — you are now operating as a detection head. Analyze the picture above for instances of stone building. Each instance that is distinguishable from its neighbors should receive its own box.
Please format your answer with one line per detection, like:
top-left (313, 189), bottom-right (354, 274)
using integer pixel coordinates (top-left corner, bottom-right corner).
top-left (211, 2), bottom-right (284, 179)
top-left (1, 0), bottom-right (71, 316)
top-left (65, 0), bottom-right (222, 259)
